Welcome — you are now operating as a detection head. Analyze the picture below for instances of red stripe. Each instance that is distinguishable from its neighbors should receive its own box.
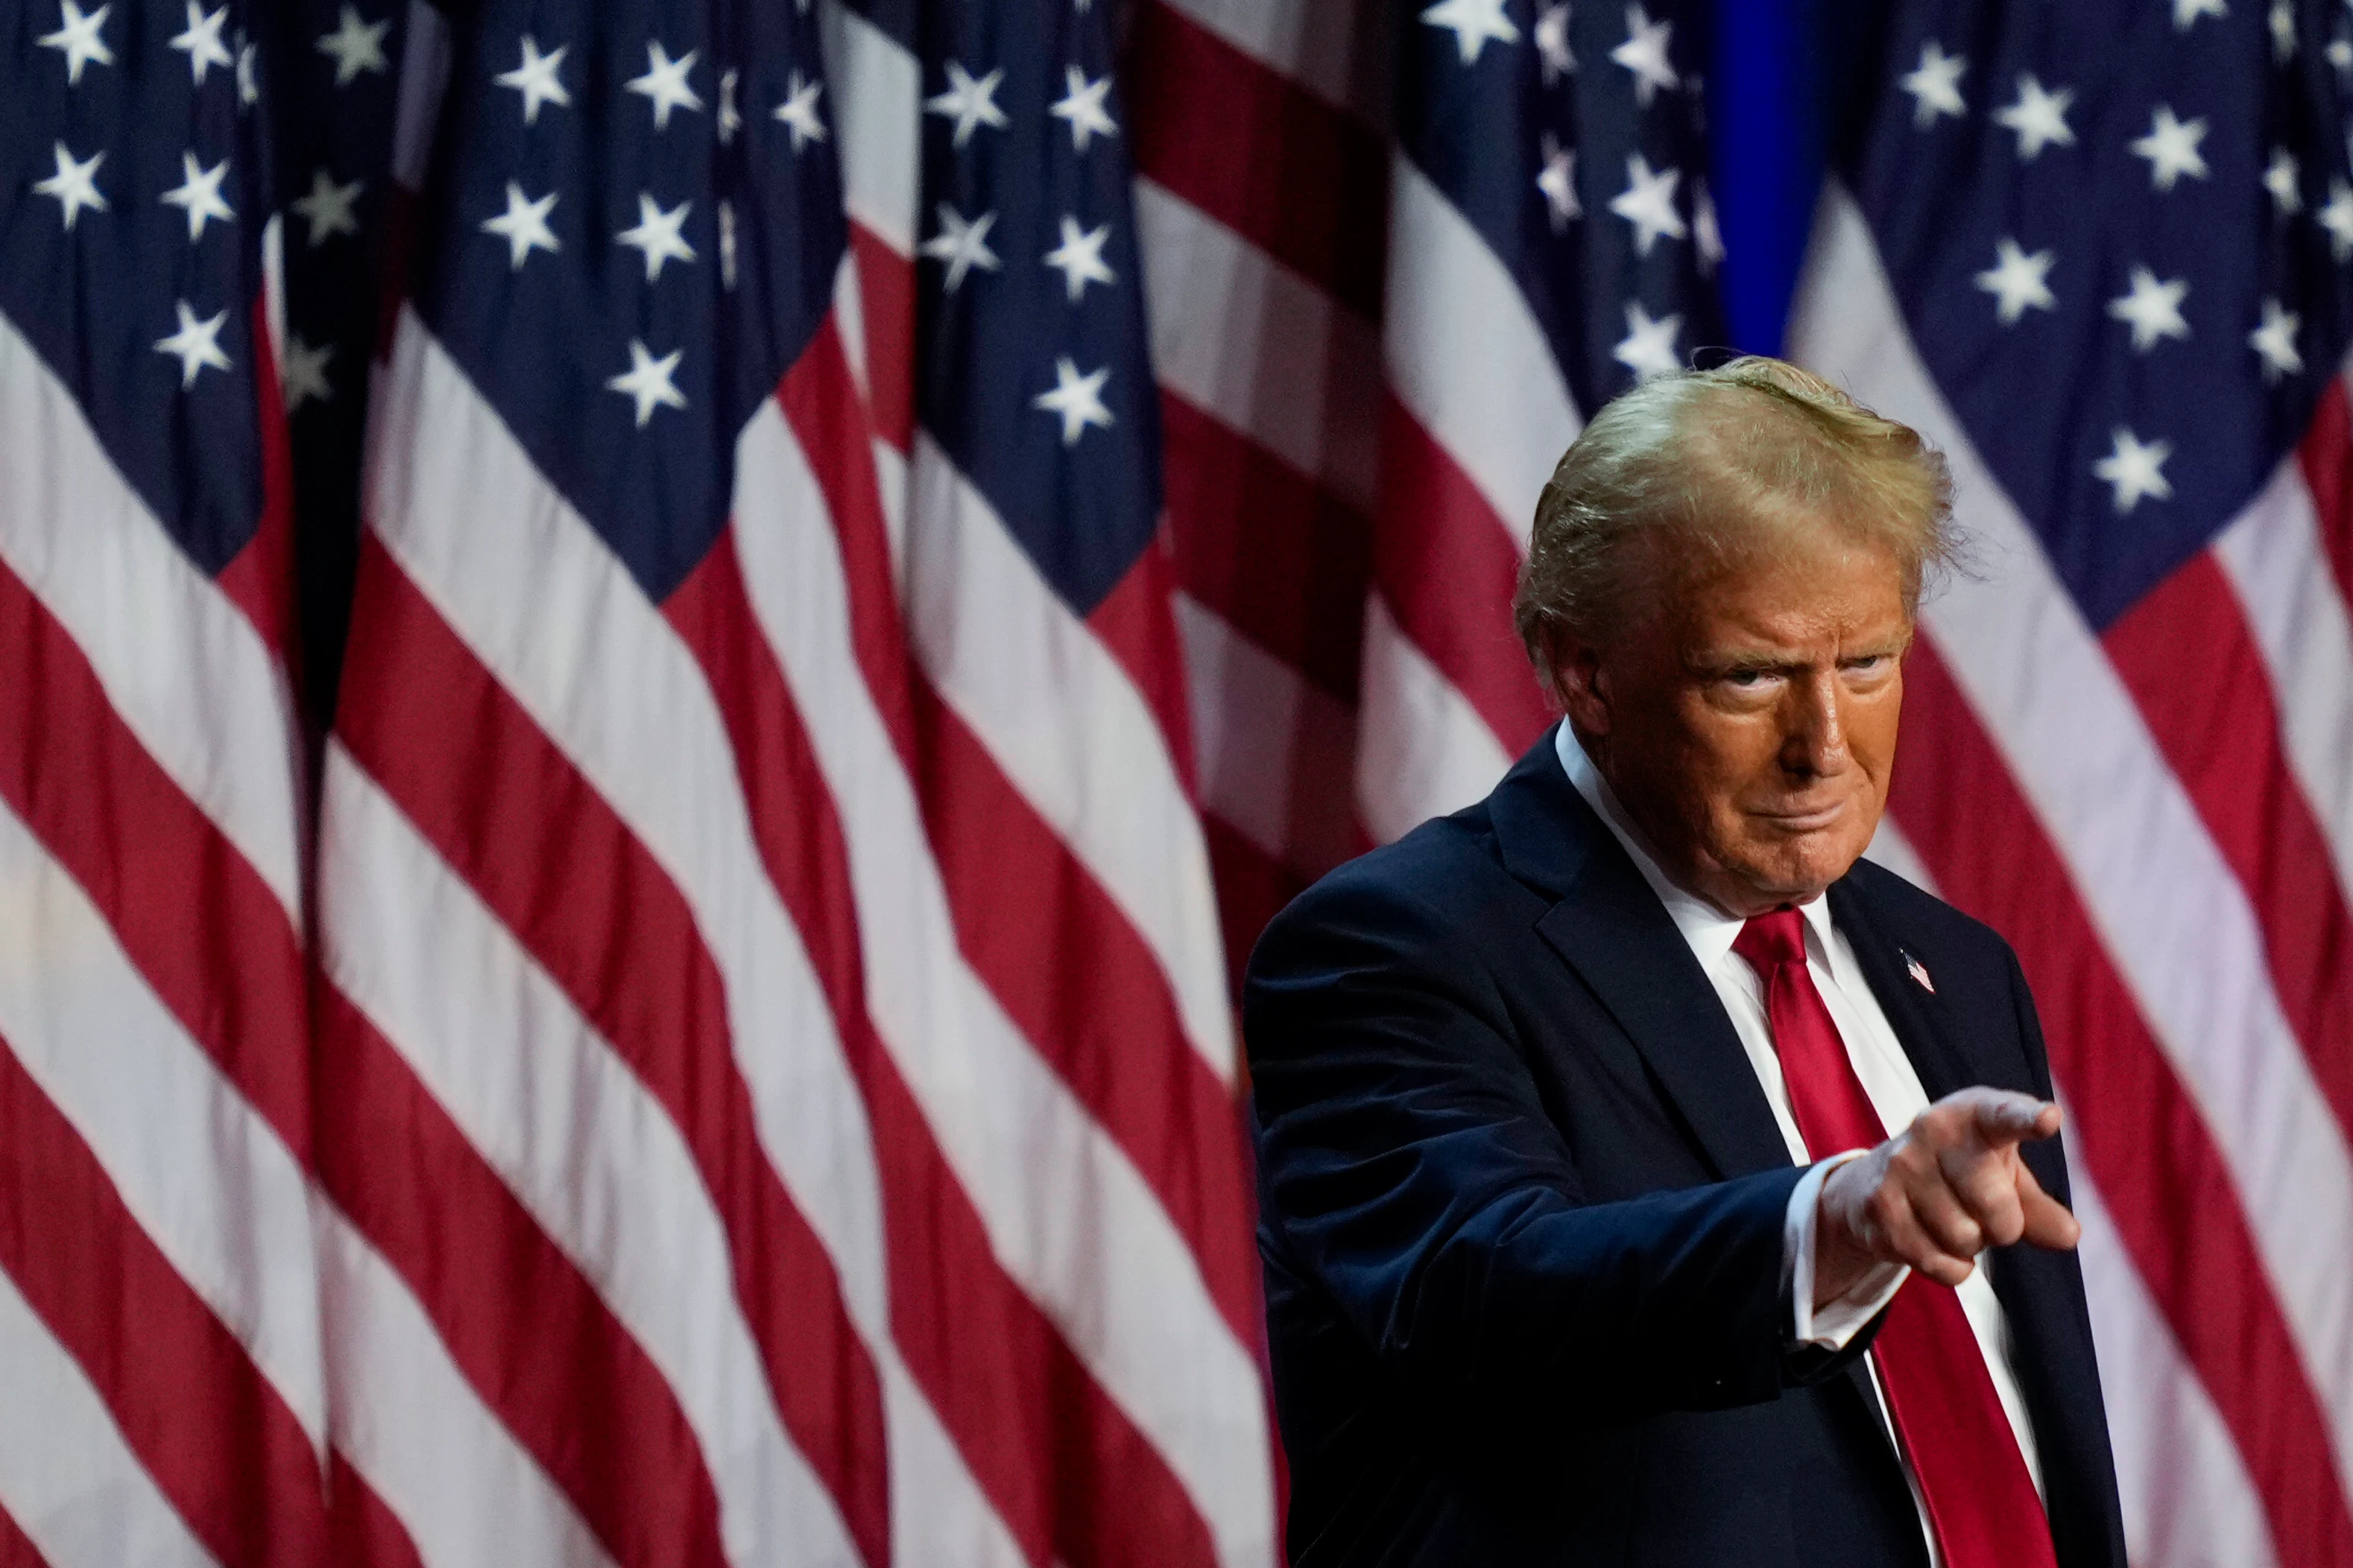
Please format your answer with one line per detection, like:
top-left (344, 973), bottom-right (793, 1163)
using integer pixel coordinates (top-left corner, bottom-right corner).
top-left (311, 976), bottom-right (734, 1568)
top-left (774, 331), bottom-right (1266, 1347)
top-left (335, 535), bottom-right (893, 1568)
top-left (1087, 540), bottom-right (1200, 799)
top-left (1127, 0), bottom-right (1386, 321)
top-left (2296, 374), bottom-right (2353, 619)
top-left (0, 1030), bottom-right (329, 1568)
top-left (1200, 811), bottom-right (1310, 1013)
top-left (326, 1452), bottom-right (429, 1568)
top-left (1161, 390), bottom-right (1371, 703)
top-left (666, 531), bottom-right (1225, 1568)
top-left (1374, 397), bottom-right (1555, 753)
top-left (0, 1505), bottom-right (49, 1568)
top-left (214, 299), bottom-right (299, 668)
top-left (848, 223), bottom-right (916, 455)
top-left (2103, 551), bottom-right (2353, 1144)
top-left (0, 551), bottom-right (309, 1163)
top-left (1892, 640), bottom-right (2353, 1568)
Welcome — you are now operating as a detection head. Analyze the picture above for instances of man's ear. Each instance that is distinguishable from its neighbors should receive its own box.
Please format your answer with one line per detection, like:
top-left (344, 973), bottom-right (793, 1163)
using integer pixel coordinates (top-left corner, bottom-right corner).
top-left (1549, 631), bottom-right (1611, 737)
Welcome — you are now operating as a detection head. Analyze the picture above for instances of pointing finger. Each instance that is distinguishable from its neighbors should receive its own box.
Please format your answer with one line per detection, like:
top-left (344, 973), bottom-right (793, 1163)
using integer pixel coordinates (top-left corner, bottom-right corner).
top-left (2015, 1159), bottom-right (2082, 1251)
top-left (1967, 1090), bottom-right (2062, 1148)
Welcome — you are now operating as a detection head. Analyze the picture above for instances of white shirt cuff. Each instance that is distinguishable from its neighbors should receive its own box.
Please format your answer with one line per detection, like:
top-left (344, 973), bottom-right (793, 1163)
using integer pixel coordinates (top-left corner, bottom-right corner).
top-left (1786, 1150), bottom-right (1910, 1348)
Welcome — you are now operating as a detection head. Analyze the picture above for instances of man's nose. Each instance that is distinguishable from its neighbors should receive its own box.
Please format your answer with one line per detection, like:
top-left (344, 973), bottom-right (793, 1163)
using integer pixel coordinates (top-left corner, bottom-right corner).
top-left (1780, 671), bottom-right (1848, 776)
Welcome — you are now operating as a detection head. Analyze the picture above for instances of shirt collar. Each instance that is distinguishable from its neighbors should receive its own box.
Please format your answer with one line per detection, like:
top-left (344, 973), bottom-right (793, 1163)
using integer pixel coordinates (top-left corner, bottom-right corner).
top-left (1553, 724), bottom-right (1836, 972)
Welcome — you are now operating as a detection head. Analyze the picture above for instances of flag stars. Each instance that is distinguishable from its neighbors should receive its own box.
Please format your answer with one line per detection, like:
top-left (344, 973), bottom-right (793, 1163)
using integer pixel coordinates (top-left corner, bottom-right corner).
top-left (2273, 0), bottom-right (2298, 59)
top-left (1693, 180), bottom-right (1722, 270)
top-left (495, 37), bottom-right (570, 125)
top-left (1419, 0), bottom-right (1518, 65)
top-left (482, 181), bottom-right (560, 268)
top-left (717, 69), bottom-right (742, 144)
top-left (39, 1), bottom-right (113, 85)
top-left (2094, 428), bottom-right (2173, 513)
top-left (281, 335), bottom-right (333, 411)
top-left (1899, 41), bottom-right (1965, 128)
top-left (1034, 356), bottom-right (1114, 445)
top-left (616, 194), bottom-right (696, 282)
top-left (2249, 297), bottom-right (2303, 381)
top-left (2107, 266), bottom-right (2190, 352)
top-left (1611, 4), bottom-right (1679, 105)
top-left (291, 168), bottom-right (361, 245)
top-left (1050, 66), bottom-right (1118, 154)
top-left (926, 60), bottom-right (1008, 147)
top-left (1993, 75), bottom-right (2074, 160)
top-left (2331, 34), bottom-right (2353, 79)
top-left (1535, 1), bottom-right (1574, 83)
top-left (607, 341), bottom-right (686, 426)
top-left (921, 202), bottom-right (1000, 291)
top-left (1974, 238), bottom-right (2056, 324)
top-left (1042, 216), bottom-right (1116, 301)
top-left (33, 143), bottom-right (107, 230)
top-left (2172, 0), bottom-right (2227, 28)
top-left (160, 151), bottom-right (233, 242)
top-left (2264, 148), bottom-right (2302, 214)
top-left (315, 5), bottom-right (389, 86)
top-left (2130, 104), bottom-right (2210, 190)
top-left (2322, 180), bottom-right (2353, 258)
top-left (1536, 133), bottom-right (1580, 230)
top-left (1612, 301), bottom-right (1682, 380)
top-left (772, 72), bottom-right (827, 151)
top-left (171, 1), bottom-right (232, 86)
top-left (154, 301), bottom-right (230, 388)
top-left (626, 42), bottom-right (702, 130)
top-left (1608, 153), bottom-right (1685, 254)
top-left (236, 36), bottom-right (256, 103)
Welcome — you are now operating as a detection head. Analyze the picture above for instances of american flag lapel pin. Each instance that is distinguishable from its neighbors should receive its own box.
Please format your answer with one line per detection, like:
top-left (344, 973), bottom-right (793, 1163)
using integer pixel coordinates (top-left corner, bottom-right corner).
top-left (1903, 951), bottom-right (1936, 994)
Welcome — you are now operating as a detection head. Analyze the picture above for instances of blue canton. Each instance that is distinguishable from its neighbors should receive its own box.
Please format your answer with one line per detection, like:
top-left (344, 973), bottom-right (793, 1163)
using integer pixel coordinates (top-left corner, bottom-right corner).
top-left (1401, 0), bottom-right (1726, 411)
top-left (1845, 0), bottom-right (2353, 629)
top-left (408, 0), bottom-right (845, 604)
top-left (847, 0), bottom-right (1162, 618)
top-left (4, 0), bottom-right (279, 574)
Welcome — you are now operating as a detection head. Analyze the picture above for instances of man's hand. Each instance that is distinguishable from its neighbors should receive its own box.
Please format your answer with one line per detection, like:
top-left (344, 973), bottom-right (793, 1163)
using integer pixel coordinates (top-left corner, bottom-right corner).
top-left (1815, 1087), bottom-right (2081, 1308)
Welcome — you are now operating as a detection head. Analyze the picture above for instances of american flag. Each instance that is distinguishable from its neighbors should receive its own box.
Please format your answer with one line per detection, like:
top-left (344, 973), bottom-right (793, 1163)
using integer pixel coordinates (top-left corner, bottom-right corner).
top-left (1791, 4), bottom-right (2353, 1564)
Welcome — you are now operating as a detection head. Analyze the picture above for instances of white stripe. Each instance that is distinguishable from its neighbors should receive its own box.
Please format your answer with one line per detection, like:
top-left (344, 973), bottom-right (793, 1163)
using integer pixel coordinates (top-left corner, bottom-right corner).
top-left (1862, 812), bottom-right (1939, 894)
top-left (2069, 1163), bottom-right (2282, 1568)
top-left (818, 0), bottom-right (920, 256)
top-left (1383, 154), bottom-right (1581, 554)
top-left (1134, 179), bottom-right (1381, 512)
top-left (0, 309), bottom-right (303, 926)
top-left (0, 793), bottom-right (325, 1450)
top-left (739, 405), bottom-right (1277, 1568)
top-left (1175, 590), bottom-right (1359, 878)
top-left (315, 1205), bottom-right (618, 1568)
top-left (367, 308), bottom-right (895, 1375)
top-left (1146, 0), bottom-right (1371, 112)
top-left (318, 750), bottom-right (860, 1568)
top-left (903, 435), bottom-right (1238, 1082)
top-left (359, 314), bottom-right (1100, 1568)
top-left (2212, 455), bottom-right (2353, 900)
top-left (1791, 182), bottom-right (2353, 1475)
top-left (0, 1269), bottom-right (222, 1568)
top-left (1354, 590), bottom-right (1515, 844)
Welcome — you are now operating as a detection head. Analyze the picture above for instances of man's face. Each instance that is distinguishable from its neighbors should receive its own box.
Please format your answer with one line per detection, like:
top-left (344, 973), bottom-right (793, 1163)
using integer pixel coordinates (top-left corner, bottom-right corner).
top-left (1558, 530), bottom-right (1912, 917)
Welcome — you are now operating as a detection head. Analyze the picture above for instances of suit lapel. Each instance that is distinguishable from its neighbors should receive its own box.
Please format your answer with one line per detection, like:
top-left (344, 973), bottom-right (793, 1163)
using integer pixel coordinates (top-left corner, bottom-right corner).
top-left (1827, 876), bottom-right (1975, 1105)
top-left (1488, 731), bottom-right (1795, 1182)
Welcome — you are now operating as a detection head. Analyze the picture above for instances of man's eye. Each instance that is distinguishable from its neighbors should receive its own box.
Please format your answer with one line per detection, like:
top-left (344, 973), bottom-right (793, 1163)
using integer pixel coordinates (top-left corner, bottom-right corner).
top-left (1724, 669), bottom-right (1766, 688)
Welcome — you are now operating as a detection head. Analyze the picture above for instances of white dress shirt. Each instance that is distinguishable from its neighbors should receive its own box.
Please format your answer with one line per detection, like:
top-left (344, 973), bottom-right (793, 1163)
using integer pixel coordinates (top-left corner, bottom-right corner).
top-left (1555, 727), bottom-right (2043, 1560)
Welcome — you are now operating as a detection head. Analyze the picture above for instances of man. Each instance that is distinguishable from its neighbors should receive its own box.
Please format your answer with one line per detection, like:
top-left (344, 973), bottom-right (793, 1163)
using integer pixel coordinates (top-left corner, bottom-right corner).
top-left (1245, 358), bottom-right (2126, 1567)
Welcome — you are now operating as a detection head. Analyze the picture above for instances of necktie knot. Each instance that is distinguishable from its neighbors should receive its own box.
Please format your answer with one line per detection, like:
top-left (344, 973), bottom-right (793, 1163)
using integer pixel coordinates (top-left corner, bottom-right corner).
top-left (1731, 905), bottom-right (1807, 975)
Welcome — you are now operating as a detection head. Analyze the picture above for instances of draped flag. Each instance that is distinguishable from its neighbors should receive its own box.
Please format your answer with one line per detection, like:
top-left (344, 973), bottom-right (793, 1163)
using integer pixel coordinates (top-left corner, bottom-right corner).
top-left (1787, 6), bottom-right (2353, 1566)
top-left (315, 0), bottom-right (1273, 1564)
top-left (0, 0), bottom-right (332, 1563)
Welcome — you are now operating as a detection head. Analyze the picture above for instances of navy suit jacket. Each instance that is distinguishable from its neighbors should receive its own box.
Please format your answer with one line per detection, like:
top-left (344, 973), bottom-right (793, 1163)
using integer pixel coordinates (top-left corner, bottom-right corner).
top-left (1245, 730), bottom-right (2126, 1567)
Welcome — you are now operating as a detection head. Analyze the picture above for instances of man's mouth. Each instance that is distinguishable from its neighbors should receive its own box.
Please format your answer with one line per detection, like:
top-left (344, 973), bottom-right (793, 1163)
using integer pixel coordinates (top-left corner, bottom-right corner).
top-left (1752, 800), bottom-right (1848, 833)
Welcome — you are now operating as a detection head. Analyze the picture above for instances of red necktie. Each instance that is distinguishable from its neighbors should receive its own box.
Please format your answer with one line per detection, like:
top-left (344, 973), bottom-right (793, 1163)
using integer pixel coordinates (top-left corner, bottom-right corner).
top-left (1732, 908), bottom-right (2056, 1568)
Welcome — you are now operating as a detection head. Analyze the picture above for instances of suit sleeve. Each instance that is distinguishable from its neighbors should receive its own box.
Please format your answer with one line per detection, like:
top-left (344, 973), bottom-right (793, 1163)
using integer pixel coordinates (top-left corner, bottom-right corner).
top-left (1245, 872), bottom-right (1863, 1428)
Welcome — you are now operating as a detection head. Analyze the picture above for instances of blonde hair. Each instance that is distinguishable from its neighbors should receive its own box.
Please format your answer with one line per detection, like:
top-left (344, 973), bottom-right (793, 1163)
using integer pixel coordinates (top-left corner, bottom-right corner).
top-left (1512, 356), bottom-right (1956, 692)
